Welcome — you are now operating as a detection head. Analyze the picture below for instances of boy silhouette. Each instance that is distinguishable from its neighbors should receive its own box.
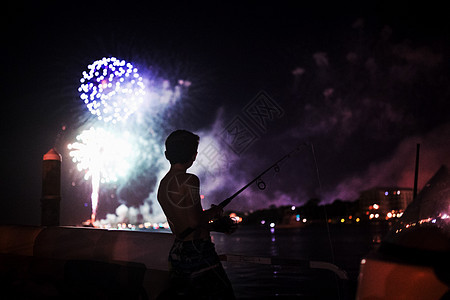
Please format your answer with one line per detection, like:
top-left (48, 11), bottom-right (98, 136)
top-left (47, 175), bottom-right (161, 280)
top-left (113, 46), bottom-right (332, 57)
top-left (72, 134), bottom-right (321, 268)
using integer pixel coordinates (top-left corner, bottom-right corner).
top-left (157, 129), bottom-right (235, 299)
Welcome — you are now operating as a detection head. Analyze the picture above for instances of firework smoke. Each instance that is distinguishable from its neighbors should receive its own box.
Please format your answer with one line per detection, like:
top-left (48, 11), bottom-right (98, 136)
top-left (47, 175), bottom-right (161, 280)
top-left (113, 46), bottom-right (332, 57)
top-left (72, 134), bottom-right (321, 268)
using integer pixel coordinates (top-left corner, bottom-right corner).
top-left (66, 18), bottom-right (449, 227)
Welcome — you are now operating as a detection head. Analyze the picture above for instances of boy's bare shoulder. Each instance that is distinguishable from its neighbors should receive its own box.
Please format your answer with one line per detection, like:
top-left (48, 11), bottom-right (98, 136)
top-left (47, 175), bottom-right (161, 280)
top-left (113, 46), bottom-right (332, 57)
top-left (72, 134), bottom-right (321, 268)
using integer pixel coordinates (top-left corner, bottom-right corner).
top-left (182, 173), bottom-right (200, 185)
top-left (159, 173), bottom-right (200, 209)
top-left (160, 172), bottom-right (199, 193)
top-left (167, 173), bottom-right (199, 187)
top-left (159, 172), bottom-right (198, 184)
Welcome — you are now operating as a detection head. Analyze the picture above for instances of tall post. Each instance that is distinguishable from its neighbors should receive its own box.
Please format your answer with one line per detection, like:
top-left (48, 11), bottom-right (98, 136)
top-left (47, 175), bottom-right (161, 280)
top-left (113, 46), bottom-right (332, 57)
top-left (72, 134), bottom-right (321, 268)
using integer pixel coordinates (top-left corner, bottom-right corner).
top-left (41, 148), bottom-right (62, 226)
top-left (413, 143), bottom-right (420, 200)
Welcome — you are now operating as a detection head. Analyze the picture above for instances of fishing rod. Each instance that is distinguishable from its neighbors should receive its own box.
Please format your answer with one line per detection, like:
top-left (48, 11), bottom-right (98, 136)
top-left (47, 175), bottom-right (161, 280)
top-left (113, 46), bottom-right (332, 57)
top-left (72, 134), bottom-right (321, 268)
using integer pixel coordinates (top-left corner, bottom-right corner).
top-left (217, 143), bottom-right (308, 209)
top-left (178, 143), bottom-right (308, 239)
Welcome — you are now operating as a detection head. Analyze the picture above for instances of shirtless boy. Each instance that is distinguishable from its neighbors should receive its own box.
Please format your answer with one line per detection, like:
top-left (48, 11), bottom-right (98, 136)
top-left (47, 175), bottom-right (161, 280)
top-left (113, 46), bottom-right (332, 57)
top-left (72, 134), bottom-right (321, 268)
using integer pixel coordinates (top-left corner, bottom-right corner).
top-left (157, 129), bottom-right (235, 299)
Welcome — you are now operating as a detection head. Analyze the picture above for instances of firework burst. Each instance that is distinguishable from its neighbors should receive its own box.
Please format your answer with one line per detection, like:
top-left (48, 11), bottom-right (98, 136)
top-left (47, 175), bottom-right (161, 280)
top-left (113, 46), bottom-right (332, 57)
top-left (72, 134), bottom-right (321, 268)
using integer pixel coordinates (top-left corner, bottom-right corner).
top-left (68, 127), bottom-right (136, 223)
top-left (78, 57), bottom-right (145, 124)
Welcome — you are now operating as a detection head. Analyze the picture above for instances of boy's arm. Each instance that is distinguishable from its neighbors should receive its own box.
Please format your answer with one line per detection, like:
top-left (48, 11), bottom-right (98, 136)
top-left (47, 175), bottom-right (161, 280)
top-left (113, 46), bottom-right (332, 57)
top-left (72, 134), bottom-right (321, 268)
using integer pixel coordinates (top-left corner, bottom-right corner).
top-left (181, 174), bottom-right (223, 228)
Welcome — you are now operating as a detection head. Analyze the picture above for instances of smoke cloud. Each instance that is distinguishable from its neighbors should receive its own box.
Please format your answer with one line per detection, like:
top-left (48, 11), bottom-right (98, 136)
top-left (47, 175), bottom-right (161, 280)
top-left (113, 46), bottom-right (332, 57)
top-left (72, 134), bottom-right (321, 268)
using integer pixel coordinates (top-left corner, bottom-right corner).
top-left (324, 123), bottom-right (450, 202)
top-left (186, 19), bottom-right (450, 210)
top-left (65, 18), bottom-right (449, 226)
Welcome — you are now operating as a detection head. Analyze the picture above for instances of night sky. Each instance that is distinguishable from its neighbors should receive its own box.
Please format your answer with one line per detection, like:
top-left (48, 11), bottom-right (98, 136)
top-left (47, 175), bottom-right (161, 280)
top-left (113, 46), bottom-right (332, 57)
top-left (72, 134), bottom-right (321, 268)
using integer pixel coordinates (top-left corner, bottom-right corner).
top-left (2, 1), bottom-right (449, 226)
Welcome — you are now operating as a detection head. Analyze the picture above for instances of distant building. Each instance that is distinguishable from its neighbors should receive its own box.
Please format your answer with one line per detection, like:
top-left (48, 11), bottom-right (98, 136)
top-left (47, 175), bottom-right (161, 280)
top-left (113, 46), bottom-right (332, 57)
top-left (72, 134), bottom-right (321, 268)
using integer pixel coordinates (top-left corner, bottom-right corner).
top-left (359, 187), bottom-right (413, 220)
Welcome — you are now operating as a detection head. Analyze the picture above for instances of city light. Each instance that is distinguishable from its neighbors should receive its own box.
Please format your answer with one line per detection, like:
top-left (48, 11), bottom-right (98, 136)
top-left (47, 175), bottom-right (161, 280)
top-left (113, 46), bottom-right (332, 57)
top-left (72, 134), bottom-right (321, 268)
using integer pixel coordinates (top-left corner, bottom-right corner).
top-left (229, 212), bottom-right (243, 223)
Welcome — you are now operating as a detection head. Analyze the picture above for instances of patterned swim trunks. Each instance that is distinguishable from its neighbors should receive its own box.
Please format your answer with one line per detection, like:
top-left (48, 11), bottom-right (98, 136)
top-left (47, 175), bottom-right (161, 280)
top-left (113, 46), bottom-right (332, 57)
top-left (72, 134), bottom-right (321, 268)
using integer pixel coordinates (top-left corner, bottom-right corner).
top-left (167, 238), bottom-right (235, 299)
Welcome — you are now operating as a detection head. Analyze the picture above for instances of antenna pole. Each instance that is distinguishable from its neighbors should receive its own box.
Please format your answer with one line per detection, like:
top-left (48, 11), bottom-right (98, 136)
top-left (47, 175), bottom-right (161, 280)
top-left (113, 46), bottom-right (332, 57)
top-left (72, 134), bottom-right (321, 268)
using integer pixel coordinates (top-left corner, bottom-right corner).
top-left (413, 143), bottom-right (420, 200)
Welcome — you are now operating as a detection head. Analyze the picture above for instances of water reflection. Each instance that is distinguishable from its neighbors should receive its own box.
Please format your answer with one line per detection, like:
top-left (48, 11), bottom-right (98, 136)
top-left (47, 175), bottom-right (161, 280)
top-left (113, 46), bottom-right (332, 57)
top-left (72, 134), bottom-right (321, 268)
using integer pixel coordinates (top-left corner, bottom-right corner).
top-left (212, 222), bottom-right (390, 299)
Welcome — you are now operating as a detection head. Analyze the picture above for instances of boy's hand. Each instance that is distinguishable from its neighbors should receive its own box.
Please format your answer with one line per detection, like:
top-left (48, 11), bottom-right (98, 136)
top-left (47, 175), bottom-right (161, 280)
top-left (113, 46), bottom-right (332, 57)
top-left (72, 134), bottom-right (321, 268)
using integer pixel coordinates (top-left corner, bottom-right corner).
top-left (210, 216), bottom-right (238, 234)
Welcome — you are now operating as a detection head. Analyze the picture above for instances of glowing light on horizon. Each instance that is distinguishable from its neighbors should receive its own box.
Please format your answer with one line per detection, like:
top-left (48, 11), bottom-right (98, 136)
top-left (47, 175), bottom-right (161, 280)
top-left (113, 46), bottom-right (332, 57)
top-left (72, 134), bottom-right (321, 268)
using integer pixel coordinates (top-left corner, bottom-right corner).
top-left (68, 127), bottom-right (136, 223)
top-left (78, 57), bottom-right (145, 123)
top-left (229, 212), bottom-right (242, 223)
top-left (96, 221), bottom-right (171, 230)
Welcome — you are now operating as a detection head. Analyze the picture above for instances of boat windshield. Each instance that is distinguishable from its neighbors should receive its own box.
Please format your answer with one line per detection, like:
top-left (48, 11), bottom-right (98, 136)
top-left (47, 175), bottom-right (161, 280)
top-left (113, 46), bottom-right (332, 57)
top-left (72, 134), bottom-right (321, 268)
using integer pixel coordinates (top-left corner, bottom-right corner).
top-left (382, 165), bottom-right (450, 253)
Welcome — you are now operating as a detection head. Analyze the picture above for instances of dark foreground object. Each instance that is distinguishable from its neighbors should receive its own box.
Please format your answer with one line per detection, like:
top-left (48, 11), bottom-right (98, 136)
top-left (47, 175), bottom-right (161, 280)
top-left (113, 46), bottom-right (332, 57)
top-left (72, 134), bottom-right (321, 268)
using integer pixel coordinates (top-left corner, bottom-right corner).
top-left (0, 254), bottom-right (146, 299)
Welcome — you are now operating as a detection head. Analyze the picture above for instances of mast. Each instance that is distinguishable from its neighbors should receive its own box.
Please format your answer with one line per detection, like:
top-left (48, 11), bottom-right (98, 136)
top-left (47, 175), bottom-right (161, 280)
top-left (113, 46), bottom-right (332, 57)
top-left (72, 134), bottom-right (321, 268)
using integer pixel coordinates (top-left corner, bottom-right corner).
top-left (413, 143), bottom-right (420, 200)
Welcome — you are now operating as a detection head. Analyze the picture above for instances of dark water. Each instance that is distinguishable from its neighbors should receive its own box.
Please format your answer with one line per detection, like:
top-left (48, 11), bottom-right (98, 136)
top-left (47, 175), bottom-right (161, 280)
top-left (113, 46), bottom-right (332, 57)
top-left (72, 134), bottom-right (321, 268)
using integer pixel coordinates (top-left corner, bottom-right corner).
top-left (211, 223), bottom-right (390, 299)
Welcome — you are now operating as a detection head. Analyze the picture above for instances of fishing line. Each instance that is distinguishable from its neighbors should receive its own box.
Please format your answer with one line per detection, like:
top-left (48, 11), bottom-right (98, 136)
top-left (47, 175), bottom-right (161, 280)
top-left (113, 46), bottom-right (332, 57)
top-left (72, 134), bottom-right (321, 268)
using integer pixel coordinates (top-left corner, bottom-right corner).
top-left (310, 143), bottom-right (342, 300)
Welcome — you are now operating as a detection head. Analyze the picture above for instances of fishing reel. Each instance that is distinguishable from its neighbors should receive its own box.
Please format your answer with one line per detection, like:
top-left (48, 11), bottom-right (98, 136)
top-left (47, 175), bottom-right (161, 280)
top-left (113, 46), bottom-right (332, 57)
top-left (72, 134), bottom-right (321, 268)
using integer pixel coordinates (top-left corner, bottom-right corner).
top-left (210, 215), bottom-right (238, 234)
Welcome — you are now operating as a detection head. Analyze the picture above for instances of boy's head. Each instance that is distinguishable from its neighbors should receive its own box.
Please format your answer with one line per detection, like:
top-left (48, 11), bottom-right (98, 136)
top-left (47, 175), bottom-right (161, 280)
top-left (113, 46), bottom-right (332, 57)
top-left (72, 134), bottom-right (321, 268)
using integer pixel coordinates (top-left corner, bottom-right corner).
top-left (165, 130), bottom-right (199, 165)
